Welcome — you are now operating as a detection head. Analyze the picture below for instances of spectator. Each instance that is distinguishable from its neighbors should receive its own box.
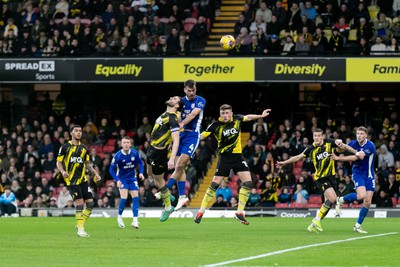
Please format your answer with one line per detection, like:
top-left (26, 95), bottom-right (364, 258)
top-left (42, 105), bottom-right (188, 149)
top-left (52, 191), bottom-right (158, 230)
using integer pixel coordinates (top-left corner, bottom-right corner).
top-left (53, 0), bottom-right (69, 19)
top-left (242, 3), bottom-right (255, 24)
top-left (212, 194), bottom-right (230, 208)
top-left (255, 2), bottom-right (272, 24)
top-left (249, 15), bottom-right (266, 35)
top-left (260, 180), bottom-right (278, 207)
top-left (190, 15), bottom-right (208, 50)
top-left (278, 186), bottom-right (292, 204)
top-left (38, 133), bottom-right (55, 159)
top-left (3, 18), bottom-right (18, 38)
top-left (215, 180), bottom-right (233, 204)
top-left (375, 190), bottom-right (393, 207)
top-left (286, 2), bottom-right (301, 32)
top-left (299, 0), bottom-right (317, 22)
top-left (373, 12), bottom-right (391, 42)
top-left (328, 27), bottom-right (344, 52)
top-left (247, 188), bottom-right (261, 207)
top-left (57, 185), bottom-right (73, 208)
top-left (0, 185), bottom-right (18, 216)
top-left (378, 144), bottom-right (395, 169)
top-left (292, 183), bottom-right (309, 205)
top-left (295, 34), bottom-right (310, 55)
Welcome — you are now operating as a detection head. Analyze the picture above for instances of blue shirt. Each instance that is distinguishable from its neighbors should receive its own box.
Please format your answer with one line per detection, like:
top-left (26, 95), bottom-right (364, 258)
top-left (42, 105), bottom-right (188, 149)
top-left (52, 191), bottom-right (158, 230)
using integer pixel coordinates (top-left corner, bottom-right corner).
top-left (109, 148), bottom-right (144, 182)
top-left (181, 95), bottom-right (206, 132)
top-left (348, 139), bottom-right (376, 179)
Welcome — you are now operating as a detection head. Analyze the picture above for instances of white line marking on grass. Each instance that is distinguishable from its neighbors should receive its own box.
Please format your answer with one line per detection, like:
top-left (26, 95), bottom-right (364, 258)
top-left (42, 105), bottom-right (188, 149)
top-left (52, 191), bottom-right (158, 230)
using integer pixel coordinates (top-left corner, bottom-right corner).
top-left (202, 232), bottom-right (398, 267)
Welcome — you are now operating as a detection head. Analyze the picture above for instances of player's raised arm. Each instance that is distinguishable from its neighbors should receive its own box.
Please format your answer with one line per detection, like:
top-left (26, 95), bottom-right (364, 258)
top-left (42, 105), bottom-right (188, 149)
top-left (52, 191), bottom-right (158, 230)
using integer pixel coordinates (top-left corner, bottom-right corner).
top-left (244, 109), bottom-right (271, 121)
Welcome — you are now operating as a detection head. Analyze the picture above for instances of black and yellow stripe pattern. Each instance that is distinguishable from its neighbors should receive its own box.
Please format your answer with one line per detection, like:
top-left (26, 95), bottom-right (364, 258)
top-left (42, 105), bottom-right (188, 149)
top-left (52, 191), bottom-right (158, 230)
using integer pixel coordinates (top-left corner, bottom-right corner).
top-left (56, 141), bottom-right (90, 186)
top-left (201, 114), bottom-right (245, 154)
top-left (150, 112), bottom-right (180, 148)
top-left (303, 139), bottom-right (337, 180)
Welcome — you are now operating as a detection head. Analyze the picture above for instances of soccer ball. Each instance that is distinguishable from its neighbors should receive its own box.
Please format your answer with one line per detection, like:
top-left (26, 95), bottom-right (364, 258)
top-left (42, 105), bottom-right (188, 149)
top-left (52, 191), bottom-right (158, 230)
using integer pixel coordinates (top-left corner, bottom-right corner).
top-left (220, 35), bottom-right (236, 50)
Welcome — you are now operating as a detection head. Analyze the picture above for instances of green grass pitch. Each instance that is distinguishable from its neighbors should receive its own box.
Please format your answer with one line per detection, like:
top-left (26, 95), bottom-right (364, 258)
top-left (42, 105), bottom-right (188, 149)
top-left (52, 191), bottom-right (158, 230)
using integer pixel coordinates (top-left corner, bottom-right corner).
top-left (1, 217), bottom-right (398, 267)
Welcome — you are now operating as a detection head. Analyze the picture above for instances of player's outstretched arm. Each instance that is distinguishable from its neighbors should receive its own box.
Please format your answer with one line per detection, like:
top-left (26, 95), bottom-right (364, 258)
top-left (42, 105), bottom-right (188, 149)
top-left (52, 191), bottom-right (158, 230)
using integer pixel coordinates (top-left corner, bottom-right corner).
top-left (244, 109), bottom-right (271, 121)
top-left (276, 153), bottom-right (304, 169)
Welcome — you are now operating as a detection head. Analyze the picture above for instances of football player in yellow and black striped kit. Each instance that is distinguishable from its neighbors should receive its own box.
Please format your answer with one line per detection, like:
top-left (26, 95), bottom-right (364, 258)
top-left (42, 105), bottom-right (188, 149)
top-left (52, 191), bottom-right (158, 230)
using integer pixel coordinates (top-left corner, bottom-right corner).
top-left (146, 96), bottom-right (184, 222)
top-left (276, 128), bottom-right (344, 233)
top-left (194, 104), bottom-right (271, 225)
top-left (57, 125), bottom-right (101, 237)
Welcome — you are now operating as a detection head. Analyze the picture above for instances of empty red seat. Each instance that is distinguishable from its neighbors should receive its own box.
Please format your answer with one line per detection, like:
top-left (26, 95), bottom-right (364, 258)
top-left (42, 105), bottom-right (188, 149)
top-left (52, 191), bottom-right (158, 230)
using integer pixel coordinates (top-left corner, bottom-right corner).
top-left (275, 203), bottom-right (289, 208)
top-left (183, 17), bottom-right (197, 33)
top-left (103, 145), bottom-right (115, 153)
top-left (41, 172), bottom-right (53, 180)
top-left (106, 138), bottom-right (116, 146)
top-left (391, 197), bottom-right (397, 207)
top-left (305, 203), bottom-right (321, 208)
top-left (290, 203), bottom-right (305, 208)
top-left (308, 194), bottom-right (322, 204)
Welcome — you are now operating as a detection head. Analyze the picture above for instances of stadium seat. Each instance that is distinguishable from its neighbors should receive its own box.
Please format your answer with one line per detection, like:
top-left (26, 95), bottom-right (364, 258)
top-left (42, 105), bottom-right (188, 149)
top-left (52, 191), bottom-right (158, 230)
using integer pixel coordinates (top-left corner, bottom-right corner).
top-left (183, 17), bottom-right (197, 33)
top-left (228, 181), bottom-right (238, 191)
top-left (275, 203), bottom-right (289, 208)
top-left (106, 138), bottom-right (116, 146)
top-left (231, 175), bottom-right (239, 182)
top-left (105, 180), bottom-right (115, 186)
top-left (391, 197), bottom-right (397, 207)
top-left (89, 145), bottom-right (103, 153)
top-left (305, 203), bottom-right (320, 208)
top-left (295, 160), bottom-right (303, 169)
top-left (323, 29), bottom-right (332, 42)
top-left (348, 29), bottom-right (357, 42)
top-left (103, 145), bottom-right (115, 153)
top-left (126, 131), bottom-right (136, 138)
top-left (350, 203), bottom-right (363, 208)
top-left (186, 181), bottom-right (191, 191)
top-left (308, 194), bottom-right (322, 204)
top-left (290, 203), bottom-right (305, 208)
top-left (99, 186), bottom-right (107, 195)
top-left (41, 172), bottom-right (53, 180)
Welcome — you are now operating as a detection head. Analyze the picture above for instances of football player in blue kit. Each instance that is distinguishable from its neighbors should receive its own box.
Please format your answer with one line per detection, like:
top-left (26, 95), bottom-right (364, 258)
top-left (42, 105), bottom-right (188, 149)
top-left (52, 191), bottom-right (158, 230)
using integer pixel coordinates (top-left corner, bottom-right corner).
top-left (333, 126), bottom-right (377, 233)
top-left (109, 136), bottom-right (144, 229)
top-left (159, 79), bottom-right (206, 210)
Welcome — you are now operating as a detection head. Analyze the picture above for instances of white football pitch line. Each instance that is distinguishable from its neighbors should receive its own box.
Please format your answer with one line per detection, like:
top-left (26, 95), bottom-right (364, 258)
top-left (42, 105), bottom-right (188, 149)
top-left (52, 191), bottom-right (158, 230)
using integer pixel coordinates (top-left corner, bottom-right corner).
top-left (201, 232), bottom-right (398, 267)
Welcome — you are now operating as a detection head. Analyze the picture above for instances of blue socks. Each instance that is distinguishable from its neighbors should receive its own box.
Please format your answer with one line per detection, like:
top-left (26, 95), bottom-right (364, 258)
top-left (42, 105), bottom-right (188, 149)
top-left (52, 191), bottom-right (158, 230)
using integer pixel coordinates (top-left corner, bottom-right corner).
top-left (343, 193), bottom-right (357, 202)
top-left (132, 196), bottom-right (139, 217)
top-left (357, 206), bottom-right (369, 225)
top-left (166, 177), bottom-right (176, 190)
top-left (119, 198), bottom-right (127, 215)
top-left (178, 181), bottom-right (186, 196)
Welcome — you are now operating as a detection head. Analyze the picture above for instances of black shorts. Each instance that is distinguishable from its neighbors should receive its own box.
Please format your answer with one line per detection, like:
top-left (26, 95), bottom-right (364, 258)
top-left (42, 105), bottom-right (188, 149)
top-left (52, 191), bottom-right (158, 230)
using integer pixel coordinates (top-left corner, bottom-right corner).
top-left (215, 154), bottom-right (249, 177)
top-left (146, 146), bottom-right (168, 175)
top-left (68, 183), bottom-right (93, 201)
top-left (315, 175), bottom-right (338, 193)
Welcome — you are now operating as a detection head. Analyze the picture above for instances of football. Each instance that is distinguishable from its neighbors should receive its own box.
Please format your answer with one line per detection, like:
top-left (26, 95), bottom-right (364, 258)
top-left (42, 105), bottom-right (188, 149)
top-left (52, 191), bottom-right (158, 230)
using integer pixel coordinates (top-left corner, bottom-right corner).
top-left (220, 35), bottom-right (236, 50)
